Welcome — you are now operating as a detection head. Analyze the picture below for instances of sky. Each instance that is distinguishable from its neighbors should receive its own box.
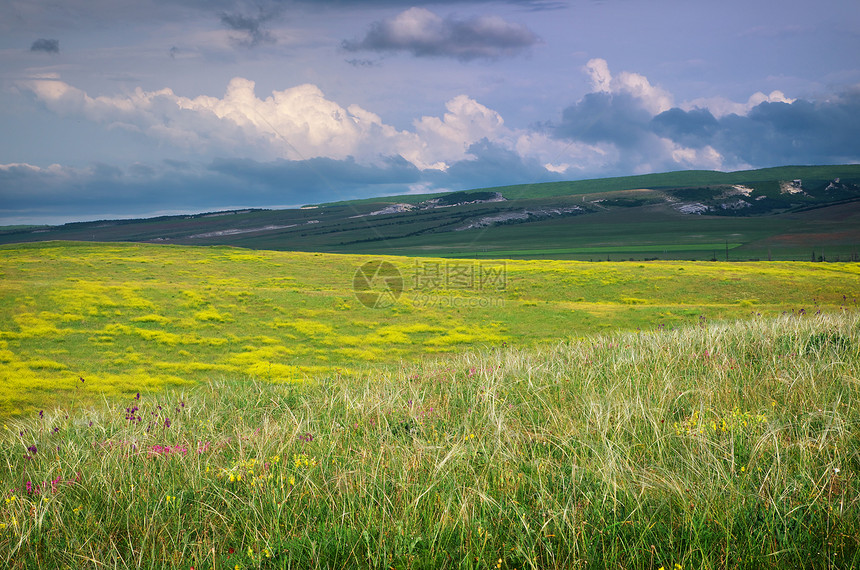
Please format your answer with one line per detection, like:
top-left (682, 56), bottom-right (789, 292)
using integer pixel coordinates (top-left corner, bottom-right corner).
top-left (1, 0), bottom-right (859, 224)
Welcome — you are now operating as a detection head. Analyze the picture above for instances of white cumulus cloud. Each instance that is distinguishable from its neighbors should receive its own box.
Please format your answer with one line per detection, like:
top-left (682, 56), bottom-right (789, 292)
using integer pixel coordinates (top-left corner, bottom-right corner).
top-left (585, 58), bottom-right (674, 115)
top-left (21, 76), bottom-right (571, 174)
top-left (682, 90), bottom-right (796, 118)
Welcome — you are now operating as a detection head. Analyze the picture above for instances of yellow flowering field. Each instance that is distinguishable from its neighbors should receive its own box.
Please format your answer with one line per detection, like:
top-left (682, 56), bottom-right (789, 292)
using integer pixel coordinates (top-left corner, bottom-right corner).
top-left (1, 241), bottom-right (857, 416)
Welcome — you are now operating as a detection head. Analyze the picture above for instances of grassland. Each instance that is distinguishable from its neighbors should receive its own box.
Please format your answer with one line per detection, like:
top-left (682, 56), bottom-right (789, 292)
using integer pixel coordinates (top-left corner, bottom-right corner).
top-left (2, 241), bottom-right (858, 418)
top-left (1, 309), bottom-right (857, 568)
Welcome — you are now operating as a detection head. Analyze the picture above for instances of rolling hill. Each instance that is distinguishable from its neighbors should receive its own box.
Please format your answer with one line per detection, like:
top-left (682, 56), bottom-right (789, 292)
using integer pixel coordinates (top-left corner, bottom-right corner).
top-left (3, 164), bottom-right (860, 260)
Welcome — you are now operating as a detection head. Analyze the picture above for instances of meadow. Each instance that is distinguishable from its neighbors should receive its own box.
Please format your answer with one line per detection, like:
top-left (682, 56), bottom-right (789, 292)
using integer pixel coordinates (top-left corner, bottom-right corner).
top-left (1, 241), bottom-right (858, 416)
top-left (1, 309), bottom-right (857, 568)
top-left (0, 241), bottom-right (859, 568)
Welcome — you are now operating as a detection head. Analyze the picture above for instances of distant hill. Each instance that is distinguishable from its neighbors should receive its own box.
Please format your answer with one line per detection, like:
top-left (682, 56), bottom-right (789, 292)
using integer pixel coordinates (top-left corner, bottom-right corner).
top-left (3, 165), bottom-right (860, 261)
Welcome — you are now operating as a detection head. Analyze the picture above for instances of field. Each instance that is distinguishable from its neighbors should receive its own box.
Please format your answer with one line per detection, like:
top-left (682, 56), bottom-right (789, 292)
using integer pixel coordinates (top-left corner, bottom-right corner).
top-left (1, 308), bottom-right (858, 568)
top-left (1, 241), bottom-right (858, 417)
top-left (1, 241), bottom-right (859, 568)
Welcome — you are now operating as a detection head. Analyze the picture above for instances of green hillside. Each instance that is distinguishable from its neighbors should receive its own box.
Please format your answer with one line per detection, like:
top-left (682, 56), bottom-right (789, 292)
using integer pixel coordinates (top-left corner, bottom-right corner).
top-left (322, 164), bottom-right (860, 204)
top-left (2, 165), bottom-right (860, 261)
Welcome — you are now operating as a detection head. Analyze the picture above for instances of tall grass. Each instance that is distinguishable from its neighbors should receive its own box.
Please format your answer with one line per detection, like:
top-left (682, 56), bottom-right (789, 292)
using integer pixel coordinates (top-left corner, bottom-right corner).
top-left (2, 311), bottom-right (858, 569)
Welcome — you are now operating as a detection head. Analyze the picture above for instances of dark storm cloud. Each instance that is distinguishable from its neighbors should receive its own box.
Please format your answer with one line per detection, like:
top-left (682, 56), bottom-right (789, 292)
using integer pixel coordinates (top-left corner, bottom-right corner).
top-left (550, 82), bottom-right (860, 171)
top-left (0, 162), bottom-right (234, 215)
top-left (650, 89), bottom-right (860, 166)
top-left (345, 58), bottom-right (380, 68)
top-left (30, 38), bottom-right (59, 53)
top-left (650, 107), bottom-right (720, 147)
top-left (0, 156), bottom-right (424, 223)
top-left (435, 139), bottom-right (563, 188)
top-left (342, 7), bottom-right (540, 61)
top-left (554, 92), bottom-right (653, 148)
top-left (1, 149), bottom-right (564, 224)
top-left (208, 155), bottom-right (421, 193)
top-left (219, 8), bottom-right (278, 47)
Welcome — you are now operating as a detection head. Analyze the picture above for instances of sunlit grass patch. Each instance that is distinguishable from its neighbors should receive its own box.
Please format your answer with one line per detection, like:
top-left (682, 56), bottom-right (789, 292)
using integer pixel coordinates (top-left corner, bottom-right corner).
top-left (11, 313), bottom-right (71, 338)
top-left (275, 319), bottom-right (334, 337)
top-left (153, 361), bottom-right (236, 374)
top-left (331, 346), bottom-right (387, 361)
top-left (22, 358), bottom-right (67, 371)
top-left (131, 314), bottom-right (173, 324)
top-left (425, 325), bottom-right (508, 348)
top-left (193, 307), bottom-right (232, 322)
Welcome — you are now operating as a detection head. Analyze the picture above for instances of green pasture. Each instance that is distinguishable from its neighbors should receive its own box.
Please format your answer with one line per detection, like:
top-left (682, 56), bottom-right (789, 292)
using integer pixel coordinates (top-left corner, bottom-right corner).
top-left (1, 241), bottom-right (858, 417)
top-left (435, 243), bottom-right (744, 258)
top-left (315, 202), bottom-right (860, 261)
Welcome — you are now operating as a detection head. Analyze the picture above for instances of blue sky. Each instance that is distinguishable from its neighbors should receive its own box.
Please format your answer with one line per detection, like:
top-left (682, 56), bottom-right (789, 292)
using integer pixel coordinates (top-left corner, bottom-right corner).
top-left (1, 0), bottom-right (859, 224)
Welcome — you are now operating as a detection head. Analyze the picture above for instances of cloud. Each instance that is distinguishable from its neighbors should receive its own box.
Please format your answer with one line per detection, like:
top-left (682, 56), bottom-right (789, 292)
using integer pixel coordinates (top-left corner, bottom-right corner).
top-left (1, 0), bottom-right (562, 34)
top-left (552, 60), bottom-right (729, 173)
top-left (555, 91), bottom-right (654, 148)
top-left (653, 89), bottom-right (860, 166)
top-left (681, 90), bottom-right (795, 119)
top-left (650, 107), bottom-right (721, 148)
top-left (342, 7), bottom-right (539, 60)
top-left (219, 8), bottom-right (278, 47)
top-left (0, 150), bottom-right (554, 224)
top-left (21, 76), bottom-right (573, 176)
top-left (16, 58), bottom-right (860, 226)
top-left (30, 38), bottom-right (59, 54)
top-left (584, 58), bottom-right (673, 115)
top-left (208, 155), bottom-right (421, 193)
top-left (0, 158), bottom-right (408, 223)
top-left (410, 95), bottom-right (507, 169)
top-left (431, 139), bottom-right (565, 189)
top-left (345, 58), bottom-right (380, 68)
top-left (552, 58), bottom-right (860, 174)
top-left (21, 76), bottom-right (407, 162)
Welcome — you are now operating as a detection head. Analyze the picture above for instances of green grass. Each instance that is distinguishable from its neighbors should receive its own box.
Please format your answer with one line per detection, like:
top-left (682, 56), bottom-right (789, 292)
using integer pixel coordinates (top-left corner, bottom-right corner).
top-left (2, 241), bottom-right (859, 417)
top-left (433, 243), bottom-right (744, 258)
top-left (1, 311), bottom-right (857, 568)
